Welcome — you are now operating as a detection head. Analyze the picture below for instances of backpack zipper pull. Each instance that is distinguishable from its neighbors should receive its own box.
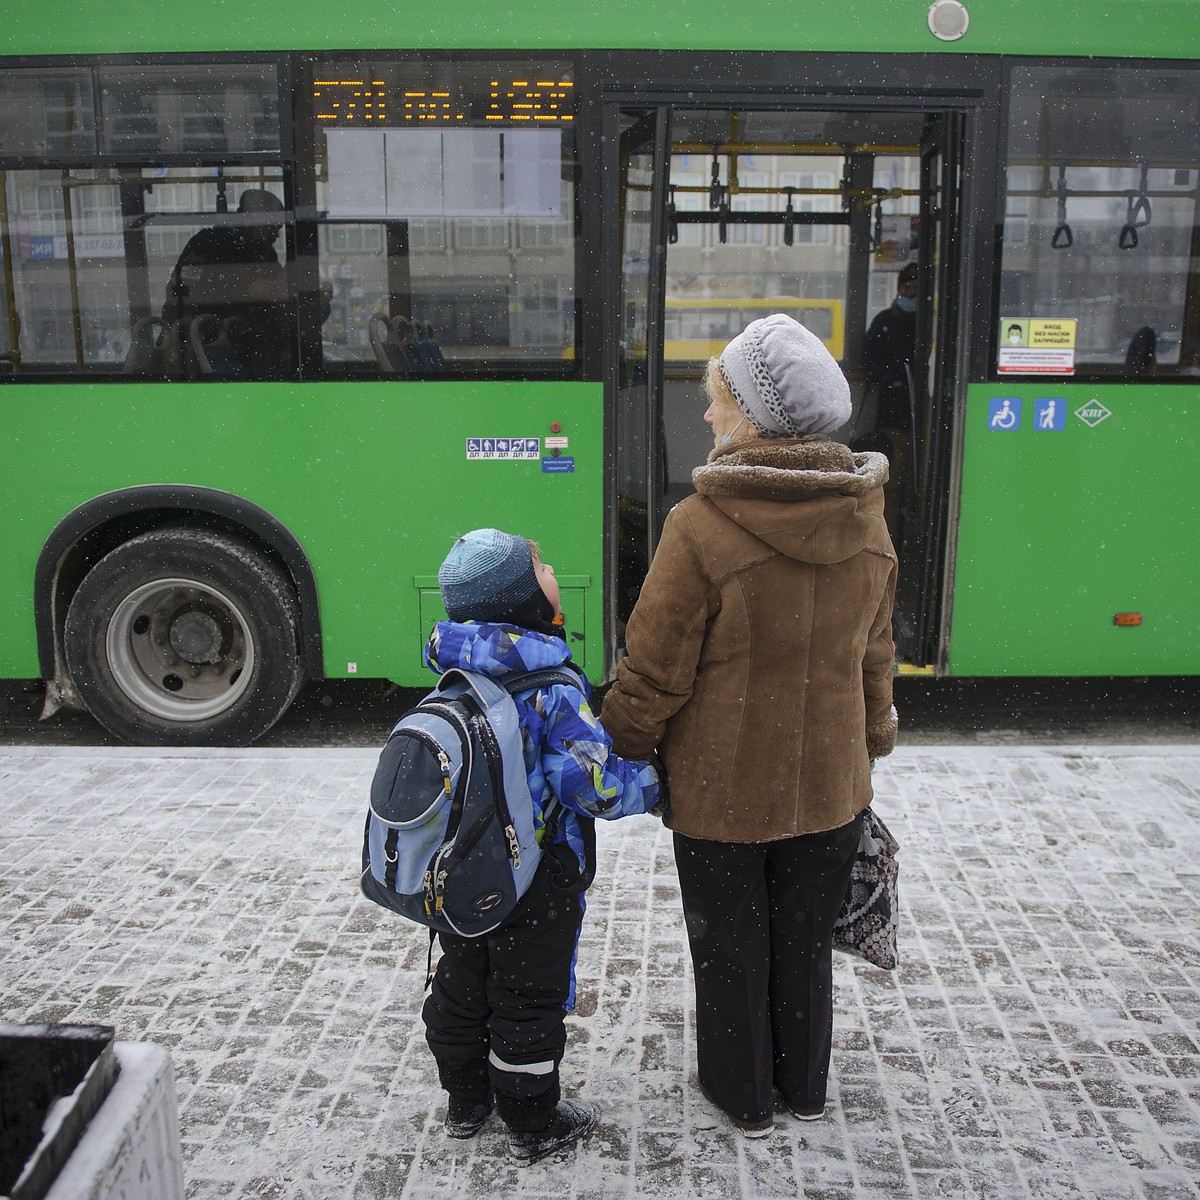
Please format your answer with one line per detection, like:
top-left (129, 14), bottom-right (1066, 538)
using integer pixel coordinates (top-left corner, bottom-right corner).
top-left (434, 867), bottom-right (448, 911)
top-left (505, 824), bottom-right (521, 869)
top-left (423, 867), bottom-right (435, 915)
top-left (438, 749), bottom-right (451, 795)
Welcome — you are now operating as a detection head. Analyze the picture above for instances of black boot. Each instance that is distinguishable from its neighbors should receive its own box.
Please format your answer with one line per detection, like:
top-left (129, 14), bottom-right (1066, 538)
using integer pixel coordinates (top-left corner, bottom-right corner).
top-left (507, 1100), bottom-right (598, 1165)
top-left (445, 1093), bottom-right (493, 1139)
top-left (438, 1059), bottom-right (492, 1139)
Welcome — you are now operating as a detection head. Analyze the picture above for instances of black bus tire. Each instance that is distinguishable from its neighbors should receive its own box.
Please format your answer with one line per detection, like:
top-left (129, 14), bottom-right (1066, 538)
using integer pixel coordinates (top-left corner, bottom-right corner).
top-left (63, 527), bottom-right (304, 746)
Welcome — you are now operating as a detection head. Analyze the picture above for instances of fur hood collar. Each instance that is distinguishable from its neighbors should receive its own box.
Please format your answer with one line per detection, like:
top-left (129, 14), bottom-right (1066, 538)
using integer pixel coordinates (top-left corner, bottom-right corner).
top-left (693, 435), bottom-right (888, 502)
top-left (688, 436), bottom-right (891, 566)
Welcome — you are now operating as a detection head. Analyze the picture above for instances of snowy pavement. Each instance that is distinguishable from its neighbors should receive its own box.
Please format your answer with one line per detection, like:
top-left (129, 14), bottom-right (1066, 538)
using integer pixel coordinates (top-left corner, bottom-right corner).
top-left (2, 744), bottom-right (1200, 1200)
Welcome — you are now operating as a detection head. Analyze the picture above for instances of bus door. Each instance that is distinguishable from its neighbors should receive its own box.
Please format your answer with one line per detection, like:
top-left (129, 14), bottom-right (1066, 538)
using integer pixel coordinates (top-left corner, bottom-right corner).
top-left (605, 99), bottom-right (968, 671)
top-left (607, 107), bottom-right (672, 642)
top-left (895, 112), bottom-right (965, 668)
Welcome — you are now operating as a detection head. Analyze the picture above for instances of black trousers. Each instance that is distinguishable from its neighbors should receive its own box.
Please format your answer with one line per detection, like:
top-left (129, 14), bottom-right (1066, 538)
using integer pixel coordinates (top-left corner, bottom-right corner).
top-left (673, 814), bottom-right (862, 1124)
top-left (422, 863), bottom-right (583, 1130)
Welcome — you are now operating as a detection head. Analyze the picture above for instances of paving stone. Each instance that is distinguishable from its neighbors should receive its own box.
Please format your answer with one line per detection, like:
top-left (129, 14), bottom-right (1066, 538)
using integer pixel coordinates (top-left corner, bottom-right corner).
top-left (2, 745), bottom-right (1200, 1198)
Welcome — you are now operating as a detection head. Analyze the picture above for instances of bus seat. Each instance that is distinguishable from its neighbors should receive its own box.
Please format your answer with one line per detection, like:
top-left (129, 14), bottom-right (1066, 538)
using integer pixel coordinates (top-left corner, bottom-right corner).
top-left (122, 316), bottom-right (163, 374)
top-left (413, 321), bottom-right (445, 371)
top-left (190, 314), bottom-right (241, 376)
top-left (369, 312), bottom-right (412, 373)
top-left (368, 313), bottom-right (394, 370)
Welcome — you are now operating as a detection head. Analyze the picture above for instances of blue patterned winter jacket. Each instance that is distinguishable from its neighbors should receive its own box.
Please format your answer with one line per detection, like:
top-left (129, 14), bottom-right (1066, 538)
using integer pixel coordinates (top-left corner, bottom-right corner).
top-left (424, 620), bottom-right (663, 883)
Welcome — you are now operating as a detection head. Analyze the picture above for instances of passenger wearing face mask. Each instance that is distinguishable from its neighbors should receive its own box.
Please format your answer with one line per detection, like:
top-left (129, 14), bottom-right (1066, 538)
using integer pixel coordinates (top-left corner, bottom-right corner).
top-left (859, 262), bottom-right (919, 539)
top-left (861, 262), bottom-right (918, 423)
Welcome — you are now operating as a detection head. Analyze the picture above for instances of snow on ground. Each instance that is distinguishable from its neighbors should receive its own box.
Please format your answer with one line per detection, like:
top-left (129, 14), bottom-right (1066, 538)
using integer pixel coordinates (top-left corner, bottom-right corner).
top-left (2, 745), bottom-right (1199, 1199)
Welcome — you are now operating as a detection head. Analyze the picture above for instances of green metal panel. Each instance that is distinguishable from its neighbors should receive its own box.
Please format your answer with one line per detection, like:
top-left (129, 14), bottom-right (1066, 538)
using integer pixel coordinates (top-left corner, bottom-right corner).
top-left (950, 383), bottom-right (1200, 676)
top-left (0, 380), bottom-right (604, 684)
top-left (1, 0), bottom-right (1198, 58)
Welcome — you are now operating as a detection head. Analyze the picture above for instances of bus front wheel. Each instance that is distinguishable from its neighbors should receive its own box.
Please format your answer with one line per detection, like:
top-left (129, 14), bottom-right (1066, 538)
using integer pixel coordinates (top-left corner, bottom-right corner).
top-left (63, 528), bottom-right (304, 746)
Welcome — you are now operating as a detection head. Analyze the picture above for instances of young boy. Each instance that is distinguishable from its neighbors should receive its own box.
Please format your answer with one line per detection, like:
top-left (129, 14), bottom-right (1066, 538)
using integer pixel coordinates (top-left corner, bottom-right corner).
top-left (421, 528), bottom-right (664, 1165)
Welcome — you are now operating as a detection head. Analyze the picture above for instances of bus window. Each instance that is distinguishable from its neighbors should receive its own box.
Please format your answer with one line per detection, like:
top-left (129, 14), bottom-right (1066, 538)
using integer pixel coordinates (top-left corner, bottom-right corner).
top-left (662, 127), bottom-right (849, 365)
top-left (307, 59), bottom-right (578, 377)
top-left (146, 174), bottom-right (293, 381)
top-left (999, 63), bottom-right (1200, 379)
top-left (96, 63), bottom-right (280, 156)
top-left (778, 168), bottom-right (837, 248)
top-left (1, 170), bottom-right (127, 370)
top-left (664, 297), bottom-right (844, 361)
top-left (0, 63), bottom-right (289, 381)
top-left (0, 69), bottom-right (97, 157)
top-left (798, 304), bottom-right (832, 343)
top-left (0, 167), bottom-right (292, 379)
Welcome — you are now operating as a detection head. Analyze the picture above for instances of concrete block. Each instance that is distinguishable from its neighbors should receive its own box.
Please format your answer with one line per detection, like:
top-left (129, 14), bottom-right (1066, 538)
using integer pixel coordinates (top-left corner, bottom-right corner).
top-left (42, 1043), bottom-right (184, 1200)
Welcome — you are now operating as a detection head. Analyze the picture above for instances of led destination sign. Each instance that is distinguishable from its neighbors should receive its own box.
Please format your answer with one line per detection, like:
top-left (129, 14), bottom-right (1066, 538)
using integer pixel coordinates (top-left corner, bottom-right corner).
top-left (313, 62), bottom-right (575, 126)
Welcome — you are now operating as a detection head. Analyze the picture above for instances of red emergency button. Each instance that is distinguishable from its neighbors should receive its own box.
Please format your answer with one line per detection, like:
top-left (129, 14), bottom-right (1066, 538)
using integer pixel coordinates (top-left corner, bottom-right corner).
top-left (550, 422), bottom-right (562, 433)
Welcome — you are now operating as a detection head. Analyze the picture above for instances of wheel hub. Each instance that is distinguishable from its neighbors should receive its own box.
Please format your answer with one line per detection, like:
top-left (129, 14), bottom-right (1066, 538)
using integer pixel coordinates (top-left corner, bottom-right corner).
top-left (104, 577), bottom-right (255, 721)
top-left (167, 608), bottom-right (225, 664)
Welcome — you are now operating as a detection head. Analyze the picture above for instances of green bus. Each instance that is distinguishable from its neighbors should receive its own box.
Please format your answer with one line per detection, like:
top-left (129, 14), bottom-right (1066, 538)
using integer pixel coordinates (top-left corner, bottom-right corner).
top-left (2, 1), bottom-right (1198, 743)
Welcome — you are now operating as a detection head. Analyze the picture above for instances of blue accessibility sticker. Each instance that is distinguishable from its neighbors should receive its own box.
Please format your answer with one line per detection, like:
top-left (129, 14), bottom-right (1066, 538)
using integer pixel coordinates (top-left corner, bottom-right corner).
top-left (542, 456), bottom-right (575, 474)
top-left (1033, 397), bottom-right (1066, 431)
top-left (987, 397), bottom-right (1022, 430)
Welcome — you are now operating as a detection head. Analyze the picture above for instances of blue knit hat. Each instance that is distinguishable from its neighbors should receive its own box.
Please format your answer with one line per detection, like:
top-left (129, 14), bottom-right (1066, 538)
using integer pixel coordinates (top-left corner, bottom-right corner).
top-left (438, 528), bottom-right (541, 622)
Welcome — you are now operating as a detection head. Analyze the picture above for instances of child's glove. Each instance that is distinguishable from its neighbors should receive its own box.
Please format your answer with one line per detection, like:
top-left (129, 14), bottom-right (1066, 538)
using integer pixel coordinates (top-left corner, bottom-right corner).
top-left (646, 750), bottom-right (668, 816)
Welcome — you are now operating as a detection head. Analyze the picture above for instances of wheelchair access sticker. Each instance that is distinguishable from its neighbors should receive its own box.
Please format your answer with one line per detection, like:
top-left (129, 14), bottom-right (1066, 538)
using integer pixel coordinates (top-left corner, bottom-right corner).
top-left (987, 397), bottom-right (1022, 430)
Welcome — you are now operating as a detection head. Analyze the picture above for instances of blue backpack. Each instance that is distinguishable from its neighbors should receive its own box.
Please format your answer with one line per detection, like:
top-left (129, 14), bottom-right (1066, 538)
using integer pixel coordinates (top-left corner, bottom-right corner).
top-left (360, 665), bottom-right (584, 938)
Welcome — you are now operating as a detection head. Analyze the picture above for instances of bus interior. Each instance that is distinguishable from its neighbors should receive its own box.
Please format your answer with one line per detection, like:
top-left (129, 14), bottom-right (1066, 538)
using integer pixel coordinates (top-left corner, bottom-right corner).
top-left (612, 103), bottom-right (963, 673)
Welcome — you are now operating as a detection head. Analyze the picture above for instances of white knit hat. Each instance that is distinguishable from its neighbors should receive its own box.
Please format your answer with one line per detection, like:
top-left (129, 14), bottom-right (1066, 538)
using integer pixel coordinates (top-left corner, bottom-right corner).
top-left (718, 313), bottom-right (851, 437)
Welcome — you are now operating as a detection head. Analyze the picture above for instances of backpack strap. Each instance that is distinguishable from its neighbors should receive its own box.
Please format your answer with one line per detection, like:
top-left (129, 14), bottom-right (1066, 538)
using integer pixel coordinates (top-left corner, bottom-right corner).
top-left (437, 663), bottom-right (585, 703)
top-left (499, 666), bottom-right (586, 823)
top-left (435, 665), bottom-right (584, 875)
top-left (500, 664), bottom-right (586, 696)
top-left (425, 928), bottom-right (438, 990)
top-left (500, 664), bottom-right (592, 887)
top-left (439, 662), bottom-right (587, 858)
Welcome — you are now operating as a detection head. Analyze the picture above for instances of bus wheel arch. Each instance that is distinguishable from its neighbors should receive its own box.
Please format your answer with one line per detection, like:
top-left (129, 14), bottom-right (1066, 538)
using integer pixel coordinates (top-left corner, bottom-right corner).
top-left (36, 487), bottom-right (324, 744)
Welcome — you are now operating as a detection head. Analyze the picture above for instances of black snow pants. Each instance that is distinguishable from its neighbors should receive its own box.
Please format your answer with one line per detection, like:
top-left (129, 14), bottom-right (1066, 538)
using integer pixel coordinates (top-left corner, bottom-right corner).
top-left (673, 813), bottom-right (863, 1125)
top-left (422, 862), bottom-right (583, 1131)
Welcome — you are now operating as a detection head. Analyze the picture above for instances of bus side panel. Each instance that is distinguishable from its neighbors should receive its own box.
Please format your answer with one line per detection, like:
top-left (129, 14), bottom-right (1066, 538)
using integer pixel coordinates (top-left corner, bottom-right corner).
top-left (0, 380), bottom-right (604, 687)
top-left (949, 383), bottom-right (1200, 676)
top-left (3, 1), bottom-right (1198, 58)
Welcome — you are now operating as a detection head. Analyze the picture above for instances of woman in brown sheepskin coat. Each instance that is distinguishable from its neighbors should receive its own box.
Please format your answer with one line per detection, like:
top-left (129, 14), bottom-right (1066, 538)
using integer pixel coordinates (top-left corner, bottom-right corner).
top-left (600, 313), bottom-right (898, 1137)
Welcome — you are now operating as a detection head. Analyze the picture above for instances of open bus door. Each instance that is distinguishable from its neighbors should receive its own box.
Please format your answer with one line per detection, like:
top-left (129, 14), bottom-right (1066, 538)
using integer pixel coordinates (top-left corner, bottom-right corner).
top-left (892, 111), bottom-right (965, 669)
top-left (604, 98), bottom-right (968, 676)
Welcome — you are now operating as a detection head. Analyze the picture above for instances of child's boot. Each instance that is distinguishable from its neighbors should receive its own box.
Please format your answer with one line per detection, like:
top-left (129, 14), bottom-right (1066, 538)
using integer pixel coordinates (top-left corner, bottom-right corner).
top-left (445, 1094), bottom-right (493, 1139)
top-left (507, 1099), bottom-right (599, 1165)
top-left (438, 1059), bottom-right (493, 1139)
